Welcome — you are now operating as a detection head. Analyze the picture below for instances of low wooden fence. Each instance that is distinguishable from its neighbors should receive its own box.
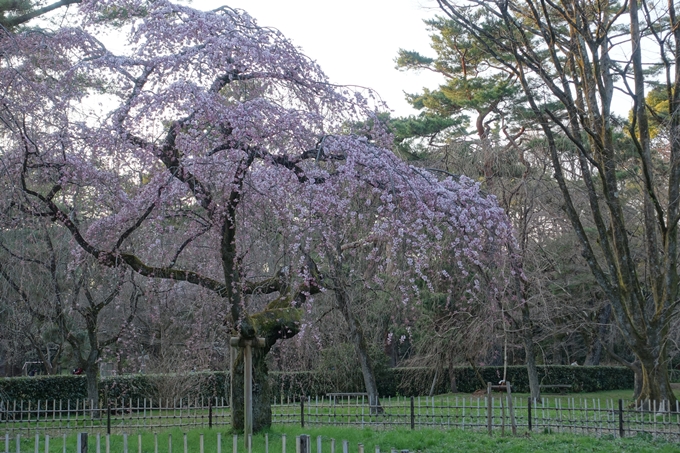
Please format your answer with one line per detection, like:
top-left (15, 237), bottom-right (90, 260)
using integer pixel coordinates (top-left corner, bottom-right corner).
top-left (3, 432), bottom-right (395, 453)
top-left (0, 397), bottom-right (229, 435)
top-left (275, 393), bottom-right (680, 439)
top-left (2, 392), bottom-right (680, 440)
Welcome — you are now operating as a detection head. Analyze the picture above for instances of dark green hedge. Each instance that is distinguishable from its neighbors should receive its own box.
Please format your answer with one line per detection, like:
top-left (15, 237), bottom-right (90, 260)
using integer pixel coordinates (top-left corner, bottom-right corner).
top-left (0, 365), bottom-right (634, 403)
top-left (0, 372), bottom-right (229, 403)
top-left (101, 371), bottom-right (228, 402)
top-left (0, 375), bottom-right (88, 402)
top-left (392, 365), bottom-right (634, 396)
top-left (269, 365), bottom-right (634, 398)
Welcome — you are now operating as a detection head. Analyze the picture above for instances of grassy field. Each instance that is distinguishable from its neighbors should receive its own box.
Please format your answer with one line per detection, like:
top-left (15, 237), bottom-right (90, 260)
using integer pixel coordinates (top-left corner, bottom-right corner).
top-left (4, 388), bottom-right (680, 435)
top-left (4, 389), bottom-right (680, 451)
top-left (6, 425), bottom-right (679, 452)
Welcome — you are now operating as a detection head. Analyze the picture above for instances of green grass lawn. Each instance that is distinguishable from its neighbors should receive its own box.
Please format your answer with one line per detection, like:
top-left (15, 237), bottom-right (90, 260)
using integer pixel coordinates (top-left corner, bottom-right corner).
top-left (8, 426), bottom-right (679, 452)
top-left (5, 389), bottom-right (680, 451)
top-left (5, 388), bottom-right (680, 436)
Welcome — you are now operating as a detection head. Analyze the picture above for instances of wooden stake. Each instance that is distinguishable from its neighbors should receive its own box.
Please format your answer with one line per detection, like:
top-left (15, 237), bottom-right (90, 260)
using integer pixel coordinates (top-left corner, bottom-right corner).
top-left (231, 337), bottom-right (265, 436)
top-left (507, 382), bottom-right (516, 435)
top-left (244, 342), bottom-right (252, 437)
top-left (486, 382), bottom-right (492, 436)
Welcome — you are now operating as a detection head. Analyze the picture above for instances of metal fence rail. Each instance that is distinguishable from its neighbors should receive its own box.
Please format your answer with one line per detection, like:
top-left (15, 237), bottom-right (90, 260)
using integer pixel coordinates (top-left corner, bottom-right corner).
top-left (2, 394), bottom-right (680, 440)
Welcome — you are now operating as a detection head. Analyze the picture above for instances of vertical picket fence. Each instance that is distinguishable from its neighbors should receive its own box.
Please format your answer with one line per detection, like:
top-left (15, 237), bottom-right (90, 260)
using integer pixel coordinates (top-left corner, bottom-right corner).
top-left (3, 386), bottom-right (680, 441)
top-left (0, 397), bottom-right (230, 435)
top-left (2, 432), bottom-right (411, 453)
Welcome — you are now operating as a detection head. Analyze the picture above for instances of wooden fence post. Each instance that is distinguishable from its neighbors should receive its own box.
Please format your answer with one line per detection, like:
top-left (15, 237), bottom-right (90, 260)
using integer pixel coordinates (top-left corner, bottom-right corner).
top-left (618, 399), bottom-right (624, 438)
top-left (527, 398), bottom-right (532, 431)
top-left (410, 396), bottom-right (414, 430)
top-left (301, 398), bottom-right (305, 428)
top-left (106, 399), bottom-right (111, 435)
top-left (486, 382), bottom-right (492, 436)
top-left (506, 382), bottom-right (516, 436)
top-left (209, 399), bottom-right (213, 429)
top-left (78, 433), bottom-right (89, 453)
top-left (297, 434), bottom-right (310, 453)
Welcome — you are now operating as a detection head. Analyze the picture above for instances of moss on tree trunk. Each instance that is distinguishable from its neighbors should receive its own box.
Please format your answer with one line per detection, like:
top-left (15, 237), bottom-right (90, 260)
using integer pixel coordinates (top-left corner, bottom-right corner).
top-left (230, 302), bottom-right (302, 432)
top-left (634, 349), bottom-right (677, 409)
top-left (230, 347), bottom-right (272, 432)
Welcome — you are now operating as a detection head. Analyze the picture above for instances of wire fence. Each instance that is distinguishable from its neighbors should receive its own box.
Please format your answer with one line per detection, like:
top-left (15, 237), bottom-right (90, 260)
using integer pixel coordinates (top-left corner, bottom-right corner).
top-left (2, 392), bottom-right (680, 440)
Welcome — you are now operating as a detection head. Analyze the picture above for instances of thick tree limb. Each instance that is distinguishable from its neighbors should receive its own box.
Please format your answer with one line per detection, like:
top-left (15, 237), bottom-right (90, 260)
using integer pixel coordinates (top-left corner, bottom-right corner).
top-left (2, 0), bottom-right (81, 28)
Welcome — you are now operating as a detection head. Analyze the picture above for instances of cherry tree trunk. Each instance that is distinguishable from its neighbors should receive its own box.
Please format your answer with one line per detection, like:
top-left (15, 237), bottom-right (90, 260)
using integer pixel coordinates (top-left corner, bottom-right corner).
top-left (230, 346), bottom-right (272, 433)
top-left (634, 347), bottom-right (677, 409)
top-left (84, 363), bottom-right (100, 418)
top-left (353, 330), bottom-right (383, 414)
top-left (335, 291), bottom-right (383, 414)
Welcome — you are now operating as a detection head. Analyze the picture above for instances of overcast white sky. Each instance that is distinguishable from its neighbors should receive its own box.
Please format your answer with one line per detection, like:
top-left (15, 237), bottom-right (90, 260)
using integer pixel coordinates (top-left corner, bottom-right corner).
top-left (195, 0), bottom-right (445, 117)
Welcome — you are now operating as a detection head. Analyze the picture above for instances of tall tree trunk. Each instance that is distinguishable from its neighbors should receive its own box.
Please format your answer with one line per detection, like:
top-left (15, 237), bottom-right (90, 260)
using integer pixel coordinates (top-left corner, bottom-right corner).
top-left (631, 360), bottom-right (643, 401)
top-left (429, 367), bottom-right (440, 397)
top-left (230, 347), bottom-right (272, 433)
top-left (521, 305), bottom-right (541, 400)
top-left (84, 361), bottom-right (100, 419)
top-left (448, 366), bottom-right (458, 393)
top-left (335, 289), bottom-right (383, 414)
top-left (584, 304), bottom-right (611, 366)
top-left (634, 341), bottom-right (676, 408)
top-left (229, 293), bottom-right (309, 432)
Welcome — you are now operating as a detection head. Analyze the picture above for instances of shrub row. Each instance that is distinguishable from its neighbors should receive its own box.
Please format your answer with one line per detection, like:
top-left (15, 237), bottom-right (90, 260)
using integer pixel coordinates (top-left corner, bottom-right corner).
top-left (392, 365), bottom-right (635, 395)
top-left (271, 365), bottom-right (634, 398)
top-left (0, 365), bottom-right (633, 403)
top-left (0, 372), bottom-right (229, 403)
